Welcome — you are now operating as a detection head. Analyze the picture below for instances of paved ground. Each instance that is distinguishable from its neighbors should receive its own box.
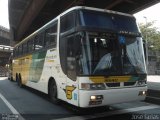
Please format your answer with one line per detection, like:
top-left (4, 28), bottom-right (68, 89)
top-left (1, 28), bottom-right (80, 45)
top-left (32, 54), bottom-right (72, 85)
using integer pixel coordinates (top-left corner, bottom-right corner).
top-left (0, 77), bottom-right (160, 120)
top-left (146, 75), bottom-right (160, 105)
top-left (147, 75), bottom-right (160, 90)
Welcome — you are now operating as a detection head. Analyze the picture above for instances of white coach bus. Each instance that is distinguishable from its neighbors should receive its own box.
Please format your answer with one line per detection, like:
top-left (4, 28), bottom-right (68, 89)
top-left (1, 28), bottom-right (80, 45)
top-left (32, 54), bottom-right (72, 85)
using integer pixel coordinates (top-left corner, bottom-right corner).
top-left (11, 6), bottom-right (147, 108)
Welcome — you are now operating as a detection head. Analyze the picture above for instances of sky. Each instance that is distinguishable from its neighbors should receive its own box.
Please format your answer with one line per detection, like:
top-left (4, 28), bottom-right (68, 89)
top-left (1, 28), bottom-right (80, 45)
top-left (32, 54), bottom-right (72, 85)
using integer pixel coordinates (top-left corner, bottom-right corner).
top-left (0, 0), bottom-right (160, 29)
top-left (0, 0), bottom-right (9, 28)
top-left (134, 2), bottom-right (160, 29)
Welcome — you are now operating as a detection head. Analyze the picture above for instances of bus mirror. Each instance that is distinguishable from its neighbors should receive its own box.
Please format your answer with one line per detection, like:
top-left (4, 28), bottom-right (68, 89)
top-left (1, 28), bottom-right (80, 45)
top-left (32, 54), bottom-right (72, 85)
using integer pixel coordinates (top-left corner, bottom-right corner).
top-left (79, 31), bottom-right (85, 38)
top-left (143, 39), bottom-right (147, 61)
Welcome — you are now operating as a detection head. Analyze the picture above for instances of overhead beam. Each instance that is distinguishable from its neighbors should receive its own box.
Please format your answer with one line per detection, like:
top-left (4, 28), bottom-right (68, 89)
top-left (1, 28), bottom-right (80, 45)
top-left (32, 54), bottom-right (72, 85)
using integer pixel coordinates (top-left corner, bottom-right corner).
top-left (105, 0), bottom-right (124, 9)
top-left (16, 0), bottom-right (48, 41)
top-left (105, 0), bottom-right (136, 9)
top-left (124, 0), bottom-right (135, 4)
top-left (64, 0), bottom-right (84, 10)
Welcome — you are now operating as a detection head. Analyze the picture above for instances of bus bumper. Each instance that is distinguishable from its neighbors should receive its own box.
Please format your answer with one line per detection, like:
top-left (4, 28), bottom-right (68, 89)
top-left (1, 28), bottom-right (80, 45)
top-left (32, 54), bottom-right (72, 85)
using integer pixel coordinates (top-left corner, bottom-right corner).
top-left (79, 86), bottom-right (147, 108)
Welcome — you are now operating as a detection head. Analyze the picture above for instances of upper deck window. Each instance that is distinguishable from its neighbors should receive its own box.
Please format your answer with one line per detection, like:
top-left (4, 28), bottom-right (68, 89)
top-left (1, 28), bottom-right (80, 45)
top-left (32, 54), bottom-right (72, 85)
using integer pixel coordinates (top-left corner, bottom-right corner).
top-left (79, 10), bottom-right (115, 30)
top-left (114, 15), bottom-right (138, 33)
top-left (78, 10), bottom-right (139, 33)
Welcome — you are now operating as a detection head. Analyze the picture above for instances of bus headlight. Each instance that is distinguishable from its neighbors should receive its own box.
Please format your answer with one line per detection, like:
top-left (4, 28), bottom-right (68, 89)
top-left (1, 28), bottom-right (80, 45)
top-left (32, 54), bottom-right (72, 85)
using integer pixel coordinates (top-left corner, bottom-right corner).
top-left (137, 80), bottom-right (147, 86)
top-left (81, 83), bottom-right (106, 90)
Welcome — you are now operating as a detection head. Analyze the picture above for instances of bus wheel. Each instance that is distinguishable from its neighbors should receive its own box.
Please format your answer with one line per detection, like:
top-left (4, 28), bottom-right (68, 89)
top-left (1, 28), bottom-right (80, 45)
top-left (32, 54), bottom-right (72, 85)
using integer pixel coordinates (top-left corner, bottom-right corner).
top-left (17, 74), bottom-right (23, 88)
top-left (16, 74), bottom-right (18, 82)
top-left (49, 80), bottom-right (59, 104)
top-left (10, 76), bottom-right (13, 82)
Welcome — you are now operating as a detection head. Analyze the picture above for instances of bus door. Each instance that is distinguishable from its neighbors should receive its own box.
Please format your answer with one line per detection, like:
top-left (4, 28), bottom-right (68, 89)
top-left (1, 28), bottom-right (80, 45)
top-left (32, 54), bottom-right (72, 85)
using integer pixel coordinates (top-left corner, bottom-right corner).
top-left (65, 34), bottom-right (79, 106)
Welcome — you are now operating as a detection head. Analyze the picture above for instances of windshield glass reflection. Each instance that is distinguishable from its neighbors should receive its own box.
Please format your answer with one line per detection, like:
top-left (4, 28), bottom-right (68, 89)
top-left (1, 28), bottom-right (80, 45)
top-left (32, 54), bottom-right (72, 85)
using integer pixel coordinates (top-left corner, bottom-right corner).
top-left (75, 32), bottom-right (146, 76)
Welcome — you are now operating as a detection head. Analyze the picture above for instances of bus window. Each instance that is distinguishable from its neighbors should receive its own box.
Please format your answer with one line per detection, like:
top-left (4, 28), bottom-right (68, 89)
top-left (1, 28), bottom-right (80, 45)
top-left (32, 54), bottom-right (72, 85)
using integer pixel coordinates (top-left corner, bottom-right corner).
top-left (28, 39), bottom-right (34, 52)
top-left (22, 42), bottom-right (28, 54)
top-left (66, 35), bottom-right (76, 81)
top-left (60, 11), bottom-right (75, 33)
top-left (45, 22), bottom-right (57, 48)
top-left (13, 47), bottom-right (18, 57)
top-left (13, 49), bottom-right (15, 57)
top-left (18, 45), bottom-right (22, 56)
top-left (39, 33), bottom-right (44, 49)
top-left (34, 33), bottom-right (45, 50)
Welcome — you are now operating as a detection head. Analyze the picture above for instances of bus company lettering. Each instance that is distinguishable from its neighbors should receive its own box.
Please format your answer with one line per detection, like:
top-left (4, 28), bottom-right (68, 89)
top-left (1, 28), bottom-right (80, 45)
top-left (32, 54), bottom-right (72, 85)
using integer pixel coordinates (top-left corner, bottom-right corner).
top-left (89, 76), bottom-right (131, 83)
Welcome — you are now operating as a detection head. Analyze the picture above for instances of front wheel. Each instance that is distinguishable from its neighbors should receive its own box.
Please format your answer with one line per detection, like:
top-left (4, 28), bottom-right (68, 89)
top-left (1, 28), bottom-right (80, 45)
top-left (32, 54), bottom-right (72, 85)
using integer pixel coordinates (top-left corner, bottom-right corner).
top-left (49, 80), bottom-right (59, 104)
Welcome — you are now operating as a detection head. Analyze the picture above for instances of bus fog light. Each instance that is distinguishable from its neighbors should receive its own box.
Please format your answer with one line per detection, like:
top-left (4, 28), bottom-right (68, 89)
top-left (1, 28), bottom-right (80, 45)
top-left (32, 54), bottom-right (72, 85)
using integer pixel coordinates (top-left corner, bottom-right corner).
top-left (143, 91), bottom-right (145, 95)
top-left (139, 91), bottom-right (147, 96)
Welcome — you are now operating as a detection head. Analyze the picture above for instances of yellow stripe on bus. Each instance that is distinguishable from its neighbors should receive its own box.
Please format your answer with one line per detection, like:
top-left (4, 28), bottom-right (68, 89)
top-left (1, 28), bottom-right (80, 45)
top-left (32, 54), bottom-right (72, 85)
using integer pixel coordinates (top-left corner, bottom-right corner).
top-left (89, 76), bottom-right (132, 83)
top-left (12, 55), bottom-right (32, 84)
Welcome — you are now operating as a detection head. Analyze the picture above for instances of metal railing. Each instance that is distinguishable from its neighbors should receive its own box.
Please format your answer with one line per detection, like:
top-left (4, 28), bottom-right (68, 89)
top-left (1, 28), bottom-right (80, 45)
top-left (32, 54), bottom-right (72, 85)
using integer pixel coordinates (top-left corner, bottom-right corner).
top-left (0, 66), bottom-right (9, 77)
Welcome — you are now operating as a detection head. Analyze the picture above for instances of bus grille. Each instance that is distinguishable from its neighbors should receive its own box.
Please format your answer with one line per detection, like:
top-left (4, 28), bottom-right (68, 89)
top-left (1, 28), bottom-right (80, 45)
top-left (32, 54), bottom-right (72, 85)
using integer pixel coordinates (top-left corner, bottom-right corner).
top-left (105, 82), bottom-right (136, 88)
top-left (106, 83), bottom-right (120, 87)
top-left (124, 82), bottom-right (136, 86)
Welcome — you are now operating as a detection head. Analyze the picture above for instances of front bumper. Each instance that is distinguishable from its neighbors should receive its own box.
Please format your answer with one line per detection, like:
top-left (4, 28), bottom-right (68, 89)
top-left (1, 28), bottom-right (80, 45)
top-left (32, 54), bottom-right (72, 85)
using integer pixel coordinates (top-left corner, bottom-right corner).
top-left (79, 86), bottom-right (147, 108)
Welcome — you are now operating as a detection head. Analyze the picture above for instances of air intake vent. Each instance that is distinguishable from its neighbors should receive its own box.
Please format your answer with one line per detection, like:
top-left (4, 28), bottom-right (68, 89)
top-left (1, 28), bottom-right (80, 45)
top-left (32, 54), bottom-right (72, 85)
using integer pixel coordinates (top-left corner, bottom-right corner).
top-left (124, 82), bottom-right (136, 86)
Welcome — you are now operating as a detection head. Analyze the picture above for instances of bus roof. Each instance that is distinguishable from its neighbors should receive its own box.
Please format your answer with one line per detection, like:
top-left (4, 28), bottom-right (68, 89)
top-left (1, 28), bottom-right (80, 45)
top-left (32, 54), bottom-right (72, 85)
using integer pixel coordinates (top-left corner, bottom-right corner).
top-left (14, 6), bottom-right (134, 48)
top-left (60, 6), bottom-right (134, 18)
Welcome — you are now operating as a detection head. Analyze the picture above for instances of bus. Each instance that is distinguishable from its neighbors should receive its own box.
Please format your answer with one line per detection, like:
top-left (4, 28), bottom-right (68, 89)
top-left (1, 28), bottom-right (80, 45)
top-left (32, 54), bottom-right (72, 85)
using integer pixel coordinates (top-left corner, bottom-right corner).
top-left (11, 6), bottom-right (147, 108)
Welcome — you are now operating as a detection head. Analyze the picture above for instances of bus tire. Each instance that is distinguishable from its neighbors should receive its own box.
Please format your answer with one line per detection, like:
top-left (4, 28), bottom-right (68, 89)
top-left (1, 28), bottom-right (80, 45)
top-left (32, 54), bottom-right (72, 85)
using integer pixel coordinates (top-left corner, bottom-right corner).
top-left (17, 74), bottom-right (23, 88)
top-left (48, 79), bottom-right (59, 104)
top-left (10, 76), bottom-right (13, 82)
top-left (16, 73), bottom-right (19, 82)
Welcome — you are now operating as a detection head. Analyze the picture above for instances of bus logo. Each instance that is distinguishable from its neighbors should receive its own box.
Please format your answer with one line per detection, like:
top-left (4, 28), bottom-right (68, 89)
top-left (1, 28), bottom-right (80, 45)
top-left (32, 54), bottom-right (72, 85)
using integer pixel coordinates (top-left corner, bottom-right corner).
top-left (66, 86), bottom-right (76, 100)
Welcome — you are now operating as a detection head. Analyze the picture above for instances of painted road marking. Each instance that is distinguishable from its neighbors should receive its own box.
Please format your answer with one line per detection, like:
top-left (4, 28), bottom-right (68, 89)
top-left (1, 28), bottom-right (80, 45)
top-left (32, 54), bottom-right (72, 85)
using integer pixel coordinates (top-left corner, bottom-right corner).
top-left (0, 93), bottom-right (25, 120)
top-left (55, 104), bottom-right (160, 120)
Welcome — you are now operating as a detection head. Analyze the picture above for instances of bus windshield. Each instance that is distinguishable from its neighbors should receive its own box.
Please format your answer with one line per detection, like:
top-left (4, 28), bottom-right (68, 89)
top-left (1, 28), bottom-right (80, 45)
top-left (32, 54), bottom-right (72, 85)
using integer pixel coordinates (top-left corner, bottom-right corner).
top-left (76, 32), bottom-right (146, 76)
top-left (60, 9), bottom-right (146, 77)
top-left (78, 10), bottom-right (139, 33)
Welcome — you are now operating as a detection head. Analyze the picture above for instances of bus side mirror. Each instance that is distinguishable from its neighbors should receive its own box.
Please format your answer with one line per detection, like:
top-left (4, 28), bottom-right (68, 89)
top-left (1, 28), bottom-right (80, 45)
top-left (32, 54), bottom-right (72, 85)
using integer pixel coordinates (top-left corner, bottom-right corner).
top-left (74, 34), bottom-right (82, 56)
top-left (143, 39), bottom-right (147, 61)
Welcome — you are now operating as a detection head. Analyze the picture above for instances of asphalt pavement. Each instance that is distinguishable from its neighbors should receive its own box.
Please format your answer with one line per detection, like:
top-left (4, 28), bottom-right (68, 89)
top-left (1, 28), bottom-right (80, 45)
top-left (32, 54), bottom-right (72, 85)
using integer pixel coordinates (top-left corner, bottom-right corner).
top-left (0, 77), bottom-right (160, 120)
top-left (146, 75), bottom-right (160, 105)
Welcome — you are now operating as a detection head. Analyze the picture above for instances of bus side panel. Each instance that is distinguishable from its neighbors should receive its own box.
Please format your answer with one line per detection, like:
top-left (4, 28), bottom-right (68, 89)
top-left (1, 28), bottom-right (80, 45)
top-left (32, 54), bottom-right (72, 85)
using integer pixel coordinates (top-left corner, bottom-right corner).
top-left (41, 49), bottom-right (68, 102)
top-left (21, 55), bottom-right (32, 84)
top-left (24, 48), bottom-right (67, 98)
top-left (12, 55), bottom-right (32, 83)
top-left (12, 59), bottom-right (20, 81)
top-left (25, 50), bottom-right (48, 93)
top-left (29, 51), bottom-right (46, 83)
